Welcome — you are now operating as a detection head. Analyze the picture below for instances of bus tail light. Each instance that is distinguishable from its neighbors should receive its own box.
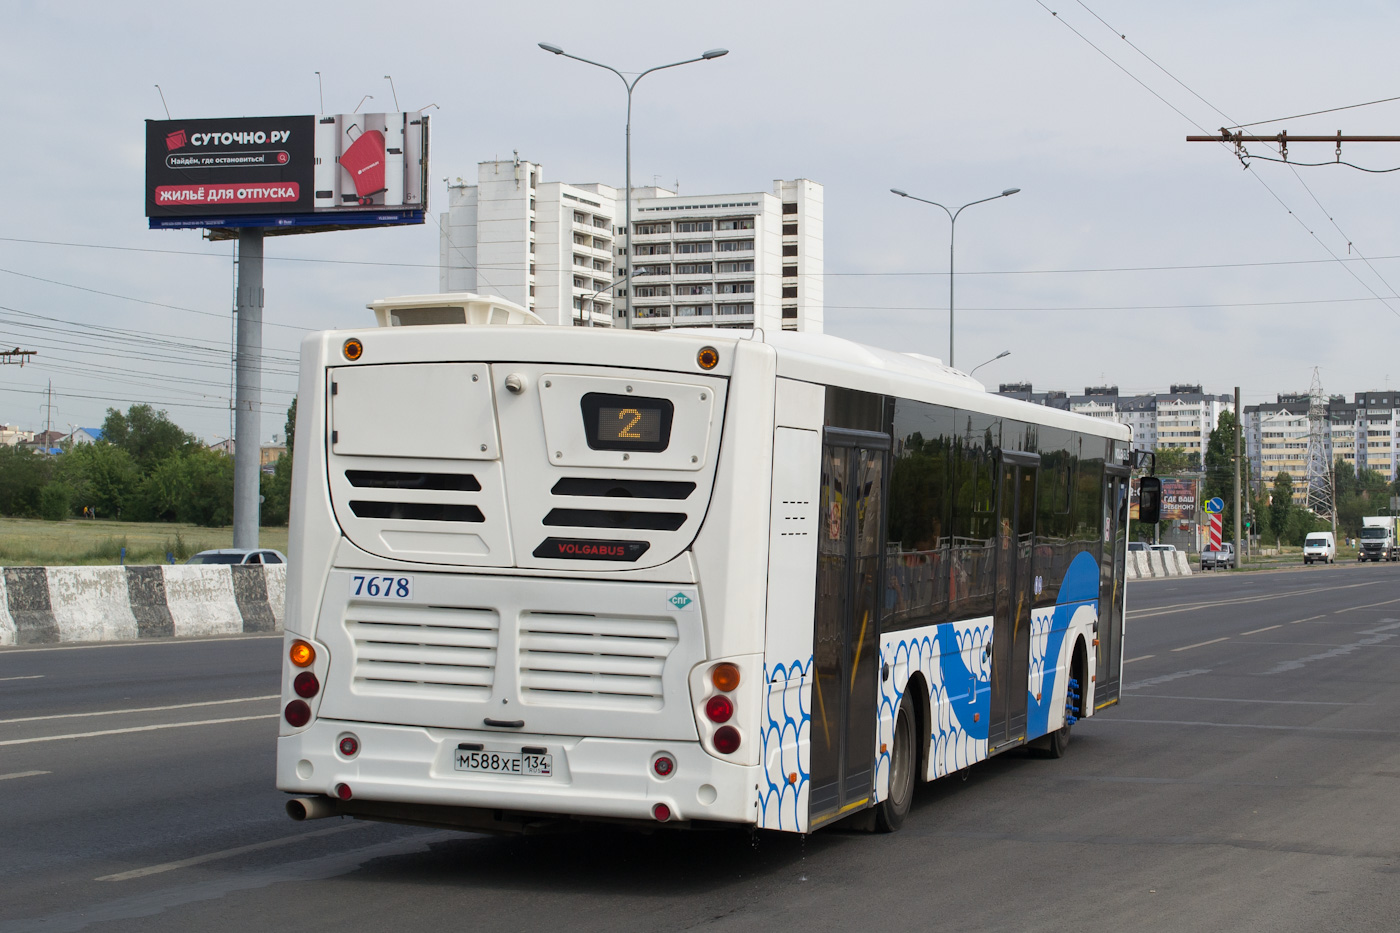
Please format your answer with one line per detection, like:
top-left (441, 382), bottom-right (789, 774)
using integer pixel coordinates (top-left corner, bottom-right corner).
top-left (338, 734), bottom-right (360, 758)
top-left (704, 695), bottom-right (734, 723)
top-left (710, 663), bottom-right (740, 692)
top-left (335, 782), bottom-right (353, 800)
top-left (284, 700), bottom-right (311, 727)
top-left (652, 803), bottom-right (672, 822)
top-left (289, 640), bottom-right (316, 667)
top-left (652, 754), bottom-right (675, 778)
top-left (712, 726), bottom-right (741, 755)
top-left (293, 671), bottom-right (320, 698)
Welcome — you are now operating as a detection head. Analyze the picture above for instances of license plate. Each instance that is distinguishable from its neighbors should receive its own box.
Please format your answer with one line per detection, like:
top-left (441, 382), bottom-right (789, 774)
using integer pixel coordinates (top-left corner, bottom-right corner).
top-left (349, 574), bottom-right (414, 600)
top-left (454, 749), bottom-right (553, 777)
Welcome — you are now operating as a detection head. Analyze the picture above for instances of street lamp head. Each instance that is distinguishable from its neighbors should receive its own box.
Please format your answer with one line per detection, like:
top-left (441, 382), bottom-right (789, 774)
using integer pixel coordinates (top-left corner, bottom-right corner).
top-left (996, 350), bottom-right (1011, 360)
top-left (701, 48), bottom-right (729, 59)
top-left (538, 42), bottom-right (564, 55)
top-left (890, 188), bottom-right (909, 198)
top-left (1001, 187), bottom-right (1021, 197)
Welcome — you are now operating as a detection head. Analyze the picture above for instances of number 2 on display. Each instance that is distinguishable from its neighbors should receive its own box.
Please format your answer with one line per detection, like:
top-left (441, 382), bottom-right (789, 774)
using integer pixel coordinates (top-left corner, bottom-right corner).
top-left (617, 408), bottom-right (642, 438)
top-left (351, 575), bottom-right (413, 600)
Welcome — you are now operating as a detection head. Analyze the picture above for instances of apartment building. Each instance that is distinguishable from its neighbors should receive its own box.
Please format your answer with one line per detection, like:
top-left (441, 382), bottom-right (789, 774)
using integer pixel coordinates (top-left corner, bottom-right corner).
top-left (1241, 391), bottom-right (1398, 504)
top-left (998, 383), bottom-right (1234, 463)
top-left (439, 157), bottom-right (823, 332)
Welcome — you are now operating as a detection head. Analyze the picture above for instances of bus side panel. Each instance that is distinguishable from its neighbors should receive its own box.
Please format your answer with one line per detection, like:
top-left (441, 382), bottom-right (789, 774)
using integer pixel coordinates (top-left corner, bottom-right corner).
top-left (1026, 550), bottom-right (1102, 737)
top-left (759, 425), bottom-right (821, 832)
top-left (877, 618), bottom-right (992, 797)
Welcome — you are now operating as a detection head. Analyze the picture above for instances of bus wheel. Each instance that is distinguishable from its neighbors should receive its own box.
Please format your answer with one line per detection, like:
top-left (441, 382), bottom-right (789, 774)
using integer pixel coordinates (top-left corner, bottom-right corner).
top-left (876, 701), bottom-right (916, 832)
top-left (1043, 674), bottom-right (1081, 759)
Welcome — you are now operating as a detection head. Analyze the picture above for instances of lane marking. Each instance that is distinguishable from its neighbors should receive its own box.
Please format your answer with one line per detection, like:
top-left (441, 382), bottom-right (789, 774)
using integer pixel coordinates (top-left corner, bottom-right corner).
top-left (97, 824), bottom-right (363, 882)
top-left (1263, 623), bottom-right (1400, 675)
top-left (1129, 694), bottom-right (1364, 706)
top-left (1093, 717), bottom-right (1398, 736)
top-left (1291, 615), bottom-right (1325, 624)
top-left (0, 695), bottom-right (279, 725)
top-left (1172, 637), bottom-right (1230, 652)
top-left (1334, 597), bottom-right (1400, 614)
top-left (1128, 580), bottom-right (1382, 620)
top-left (1124, 668), bottom-right (1210, 690)
top-left (0, 674), bottom-right (44, 682)
top-left (1240, 625), bottom-right (1281, 635)
top-left (0, 714), bottom-right (277, 747)
top-left (0, 770), bottom-right (51, 781)
top-left (0, 634), bottom-right (281, 655)
top-left (1124, 655), bottom-right (1154, 663)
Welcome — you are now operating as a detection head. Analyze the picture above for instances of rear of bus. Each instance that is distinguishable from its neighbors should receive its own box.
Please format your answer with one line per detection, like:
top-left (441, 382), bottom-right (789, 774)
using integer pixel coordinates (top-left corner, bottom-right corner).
top-left (276, 302), bottom-right (776, 832)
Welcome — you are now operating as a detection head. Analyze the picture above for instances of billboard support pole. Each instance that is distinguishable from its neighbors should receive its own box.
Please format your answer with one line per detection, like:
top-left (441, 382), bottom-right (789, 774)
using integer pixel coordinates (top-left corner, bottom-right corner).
top-left (233, 228), bottom-right (264, 549)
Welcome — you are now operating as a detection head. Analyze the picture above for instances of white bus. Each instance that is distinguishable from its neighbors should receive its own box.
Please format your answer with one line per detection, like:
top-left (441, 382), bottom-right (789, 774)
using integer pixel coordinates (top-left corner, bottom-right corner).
top-left (277, 293), bottom-right (1133, 835)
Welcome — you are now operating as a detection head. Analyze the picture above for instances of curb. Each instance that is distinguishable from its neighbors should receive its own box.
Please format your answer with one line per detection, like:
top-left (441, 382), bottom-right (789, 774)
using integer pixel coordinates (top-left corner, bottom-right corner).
top-left (0, 565), bottom-right (285, 647)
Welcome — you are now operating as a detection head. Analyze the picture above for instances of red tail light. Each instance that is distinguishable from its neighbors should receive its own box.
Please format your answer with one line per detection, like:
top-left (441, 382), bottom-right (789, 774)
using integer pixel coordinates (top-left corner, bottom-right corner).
top-left (293, 671), bottom-right (320, 698)
top-left (705, 695), bottom-right (734, 723)
top-left (284, 700), bottom-right (311, 727)
top-left (713, 725), bottom-right (741, 754)
top-left (338, 735), bottom-right (360, 757)
top-left (652, 755), bottom-right (675, 777)
top-left (652, 803), bottom-right (671, 822)
top-left (335, 782), bottom-right (353, 800)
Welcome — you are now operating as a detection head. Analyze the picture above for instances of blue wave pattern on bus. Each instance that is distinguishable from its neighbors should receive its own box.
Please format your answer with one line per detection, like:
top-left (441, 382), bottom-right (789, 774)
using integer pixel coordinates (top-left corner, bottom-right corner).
top-left (759, 657), bottom-right (812, 832)
top-left (875, 619), bottom-right (992, 800)
top-left (1026, 552), bottom-right (1099, 737)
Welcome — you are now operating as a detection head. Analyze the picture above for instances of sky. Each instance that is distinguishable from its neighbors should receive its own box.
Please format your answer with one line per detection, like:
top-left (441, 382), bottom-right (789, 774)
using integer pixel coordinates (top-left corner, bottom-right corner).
top-left (4, 0), bottom-right (1400, 442)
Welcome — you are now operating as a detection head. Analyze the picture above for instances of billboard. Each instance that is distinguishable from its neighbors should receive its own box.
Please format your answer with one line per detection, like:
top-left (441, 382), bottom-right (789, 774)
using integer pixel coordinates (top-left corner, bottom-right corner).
top-left (145, 113), bottom-right (428, 235)
top-left (1160, 478), bottom-right (1197, 522)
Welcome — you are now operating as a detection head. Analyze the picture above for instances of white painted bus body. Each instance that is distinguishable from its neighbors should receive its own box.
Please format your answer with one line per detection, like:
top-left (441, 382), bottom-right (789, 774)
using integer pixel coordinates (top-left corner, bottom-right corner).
top-left (277, 304), bottom-right (1131, 834)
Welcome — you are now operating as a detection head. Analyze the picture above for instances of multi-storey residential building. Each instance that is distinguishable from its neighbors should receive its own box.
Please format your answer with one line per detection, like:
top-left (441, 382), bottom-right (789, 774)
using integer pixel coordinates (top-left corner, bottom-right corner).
top-left (997, 383), bottom-right (1233, 463)
top-left (439, 158), bottom-right (823, 333)
top-left (1241, 391), bottom-right (1398, 505)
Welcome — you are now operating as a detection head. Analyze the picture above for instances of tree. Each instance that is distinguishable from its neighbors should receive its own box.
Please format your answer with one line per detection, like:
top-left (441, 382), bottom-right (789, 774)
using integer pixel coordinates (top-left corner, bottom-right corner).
top-left (261, 398), bottom-right (296, 527)
top-left (102, 404), bottom-right (196, 473)
top-left (1202, 411), bottom-right (1239, 535)
top-left (1270, 472), bottom-right (1294, 547)
top-left (1152, 446), bottom-right (1193, 475)
top-left (134, 448), bottom-right (233, 526)
top-left (0, 445), bottom-right (52, 517)
top-left (53, 442), bottom-right (139, 519)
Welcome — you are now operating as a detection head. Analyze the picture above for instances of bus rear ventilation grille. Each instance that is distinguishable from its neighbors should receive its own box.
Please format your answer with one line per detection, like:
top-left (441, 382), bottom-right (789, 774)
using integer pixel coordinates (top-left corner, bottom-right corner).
top-left (349, 501), bottom-right (485, 522)
top-left (346, 470), bottom-right (481, 492)
top-left (550, 478), bottom-right (695, 500)
top-left (542, 508), bottom-right (686, 531)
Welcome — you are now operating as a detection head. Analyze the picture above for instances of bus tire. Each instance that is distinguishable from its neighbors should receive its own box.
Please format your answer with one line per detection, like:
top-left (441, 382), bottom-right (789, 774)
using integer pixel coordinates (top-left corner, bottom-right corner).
top-left (875, 700), bottom-right (916, 833)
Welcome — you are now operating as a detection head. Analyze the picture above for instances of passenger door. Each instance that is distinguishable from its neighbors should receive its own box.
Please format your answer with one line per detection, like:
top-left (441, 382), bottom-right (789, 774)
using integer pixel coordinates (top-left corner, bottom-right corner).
top-left (1097, 466), bottom-right (1129, 706)
top-left (988, 450), bottom-right (1039, 749)
top-left (808, 428), bottom-right (888, 828)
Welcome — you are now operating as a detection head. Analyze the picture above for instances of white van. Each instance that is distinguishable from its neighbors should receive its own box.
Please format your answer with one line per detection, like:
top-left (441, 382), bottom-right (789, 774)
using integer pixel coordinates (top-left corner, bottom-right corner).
top-left (1303, 531), bottom-right (1336, 564)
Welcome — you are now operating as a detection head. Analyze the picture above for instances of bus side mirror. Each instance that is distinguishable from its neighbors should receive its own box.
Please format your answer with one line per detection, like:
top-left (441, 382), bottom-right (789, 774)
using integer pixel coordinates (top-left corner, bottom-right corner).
top-left (1138, 476), bottom-right (1162, 524)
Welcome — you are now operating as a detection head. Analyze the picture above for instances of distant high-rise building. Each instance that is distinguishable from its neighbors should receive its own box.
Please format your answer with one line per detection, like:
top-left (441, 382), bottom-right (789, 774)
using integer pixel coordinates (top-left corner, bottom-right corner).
top-left (439, 158), bottom-right (823, 333)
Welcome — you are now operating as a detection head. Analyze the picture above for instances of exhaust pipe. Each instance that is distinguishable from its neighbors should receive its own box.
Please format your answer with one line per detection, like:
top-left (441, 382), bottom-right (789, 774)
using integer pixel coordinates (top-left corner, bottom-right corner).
top-left (286, 796), bottom-right (338, 821)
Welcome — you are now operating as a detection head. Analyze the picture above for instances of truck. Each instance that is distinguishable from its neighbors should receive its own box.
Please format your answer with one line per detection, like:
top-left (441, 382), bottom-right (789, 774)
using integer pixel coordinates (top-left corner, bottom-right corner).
top-left (1359, 516), bottom-right (1398, 562)
top-left (1200, 541), bottom-right (1235, 570)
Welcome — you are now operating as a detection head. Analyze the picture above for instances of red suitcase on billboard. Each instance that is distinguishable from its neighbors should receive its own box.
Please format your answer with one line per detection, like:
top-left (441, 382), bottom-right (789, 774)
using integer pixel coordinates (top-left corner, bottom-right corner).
top-left (339, 127), bottom-right (387, 205)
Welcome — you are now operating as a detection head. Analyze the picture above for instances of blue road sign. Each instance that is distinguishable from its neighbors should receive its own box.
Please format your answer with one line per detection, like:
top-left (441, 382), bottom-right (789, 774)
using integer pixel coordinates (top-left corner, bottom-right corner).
top-left (1205, 497), bottom-right (1225, 514)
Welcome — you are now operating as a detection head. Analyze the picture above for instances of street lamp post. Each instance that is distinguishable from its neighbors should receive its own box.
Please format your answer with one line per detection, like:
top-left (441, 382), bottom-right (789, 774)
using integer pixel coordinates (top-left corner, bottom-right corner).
top-left (539, 43), bottom-right (728, 330)
top-left (890, 186), bottom-right (1020, 368)
top-left (969, 349), bottom-right (1011, 376)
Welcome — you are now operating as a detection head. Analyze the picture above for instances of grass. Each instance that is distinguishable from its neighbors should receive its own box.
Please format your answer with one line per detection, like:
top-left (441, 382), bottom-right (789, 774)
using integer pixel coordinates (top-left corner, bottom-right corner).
top-left (0, 517), bottom-right (289, 566)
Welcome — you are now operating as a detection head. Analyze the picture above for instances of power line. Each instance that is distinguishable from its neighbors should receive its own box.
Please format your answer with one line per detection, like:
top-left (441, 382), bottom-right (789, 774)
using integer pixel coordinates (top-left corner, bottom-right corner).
top-left (1229, 93), bottom-right (1400, 130)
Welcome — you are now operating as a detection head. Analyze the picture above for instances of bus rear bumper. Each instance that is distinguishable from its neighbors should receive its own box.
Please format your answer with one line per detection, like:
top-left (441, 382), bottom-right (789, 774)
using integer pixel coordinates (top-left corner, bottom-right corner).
top-left (277, 720), bottom-right (758, 828)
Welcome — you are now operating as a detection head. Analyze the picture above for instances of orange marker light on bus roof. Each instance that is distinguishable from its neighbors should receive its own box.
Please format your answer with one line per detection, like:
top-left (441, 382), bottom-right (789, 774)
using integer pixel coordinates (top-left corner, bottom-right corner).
top-left (343, 338), bottom-right (364, 361)
top-left (711, 662), bottom-right (740, 692)
top-left (696, 346), bottom-right (719, 370)
top-left (289, 639), bottom-right (316, 668)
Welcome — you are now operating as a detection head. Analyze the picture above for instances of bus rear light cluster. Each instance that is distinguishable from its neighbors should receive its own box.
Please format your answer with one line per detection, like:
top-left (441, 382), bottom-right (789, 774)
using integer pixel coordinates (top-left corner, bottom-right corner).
top-left (703, 662), bottom-right (742, 755)
top-left (293, 672), bottom-right (320, 698)
top-left (284, 700), bottom-right (311, 727)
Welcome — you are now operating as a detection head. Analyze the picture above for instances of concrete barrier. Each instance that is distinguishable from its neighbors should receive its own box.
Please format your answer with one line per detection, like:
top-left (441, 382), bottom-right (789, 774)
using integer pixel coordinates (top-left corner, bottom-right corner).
top-left (1123, 550), bottom-right (1193, 581)
top-left (0, 564), bottom-right (286, 647)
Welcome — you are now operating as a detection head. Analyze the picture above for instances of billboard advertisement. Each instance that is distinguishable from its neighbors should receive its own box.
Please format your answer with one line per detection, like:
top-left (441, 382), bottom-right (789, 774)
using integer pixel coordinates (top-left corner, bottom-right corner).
top-left (145, 113), bottom-right (428, 233)
top-left (1160, 478), bottom-right (1197, 522)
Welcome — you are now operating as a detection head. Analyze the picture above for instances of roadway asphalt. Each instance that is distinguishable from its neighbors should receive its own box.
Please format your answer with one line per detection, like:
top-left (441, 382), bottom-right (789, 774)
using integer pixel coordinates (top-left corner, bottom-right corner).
top-left (2, 561), bottom-right (1399, 932)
